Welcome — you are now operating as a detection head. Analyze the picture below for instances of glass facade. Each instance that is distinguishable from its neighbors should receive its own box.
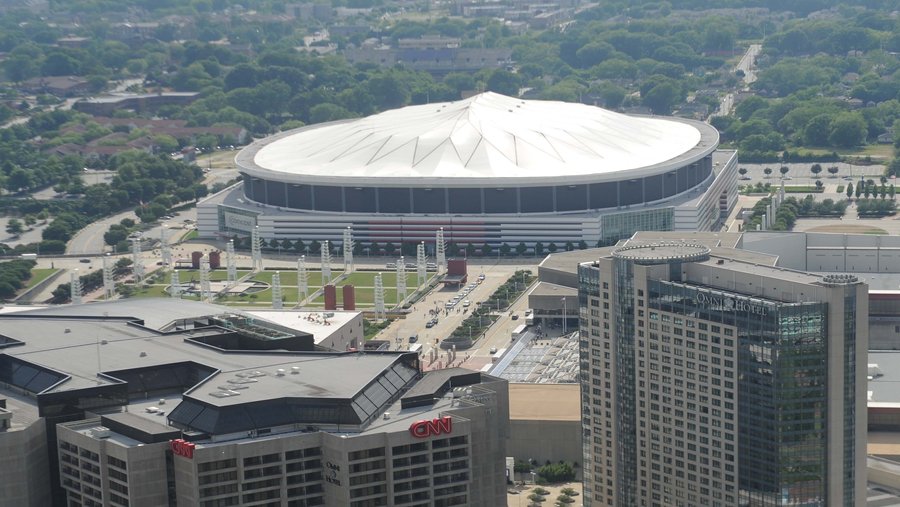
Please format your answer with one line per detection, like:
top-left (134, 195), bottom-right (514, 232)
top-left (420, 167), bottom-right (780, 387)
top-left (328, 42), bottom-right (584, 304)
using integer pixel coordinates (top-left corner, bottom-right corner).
top-left (577, 263), bottom-right (599, 505)
top-left (600, 208), bottom-right (674, 246)
top-left (647, 281), bottom-right (829, 506)
top-left (613, 259), bottom-right (638, 505)
top-left (238, 156), bottom-right (713, 215)
top-left (842, 291), bottom-right (857, 505)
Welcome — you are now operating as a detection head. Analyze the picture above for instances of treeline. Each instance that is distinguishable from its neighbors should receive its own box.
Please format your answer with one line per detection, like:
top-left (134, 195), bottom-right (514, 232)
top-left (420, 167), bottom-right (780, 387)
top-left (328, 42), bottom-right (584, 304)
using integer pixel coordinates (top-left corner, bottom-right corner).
top-left (0, 259), bottom-right (36, 299)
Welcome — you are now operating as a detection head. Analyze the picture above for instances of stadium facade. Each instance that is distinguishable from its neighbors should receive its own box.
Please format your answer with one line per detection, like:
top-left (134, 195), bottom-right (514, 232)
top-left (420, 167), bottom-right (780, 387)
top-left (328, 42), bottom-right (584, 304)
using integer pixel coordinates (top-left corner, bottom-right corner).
top-left (198, 93), bottom-right (737, 249)
top-left (0, 300), bottom-right (509, 507)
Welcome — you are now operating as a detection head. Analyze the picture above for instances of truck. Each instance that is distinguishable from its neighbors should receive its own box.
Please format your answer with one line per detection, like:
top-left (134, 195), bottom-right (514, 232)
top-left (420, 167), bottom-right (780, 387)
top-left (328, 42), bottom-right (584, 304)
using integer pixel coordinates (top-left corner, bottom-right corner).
top-left (408, 343), bottom-right (423, 355)
top-left (19, 253), bottom-right (37, 260)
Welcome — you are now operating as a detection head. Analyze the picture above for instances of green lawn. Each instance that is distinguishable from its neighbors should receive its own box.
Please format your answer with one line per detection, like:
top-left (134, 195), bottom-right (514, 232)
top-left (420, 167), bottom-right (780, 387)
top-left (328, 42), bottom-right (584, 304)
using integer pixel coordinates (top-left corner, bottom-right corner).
top-left (341, 272), bottom-right (420, 287)
top-left (24, 268), bottom-right (58, 290)
top-left (800, 144), bottom-right (894, 160)
top-left (311, 287), bottom-right (399, 306)
top-left (121, 269), bottom-right (417, 307)
top-left (208, 269), bottom-right (250, 281)
top-left (131, 284), bottom-right (172, 298)
top-left (252, 270), bottom-right (344, 286)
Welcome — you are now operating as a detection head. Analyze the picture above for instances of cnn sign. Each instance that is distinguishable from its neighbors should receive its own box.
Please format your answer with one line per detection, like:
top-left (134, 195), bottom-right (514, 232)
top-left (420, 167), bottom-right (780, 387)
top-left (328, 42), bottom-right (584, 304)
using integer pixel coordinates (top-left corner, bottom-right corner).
top-left (170, 438), bottom-right (195, 459)
top-left (409, 416), bottom-right (452, 438)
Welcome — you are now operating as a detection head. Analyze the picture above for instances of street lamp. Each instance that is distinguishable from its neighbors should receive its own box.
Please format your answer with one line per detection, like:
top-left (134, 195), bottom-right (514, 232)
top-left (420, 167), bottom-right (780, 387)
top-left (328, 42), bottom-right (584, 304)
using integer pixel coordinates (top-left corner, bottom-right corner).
top-left (562, 297), bottom-right (567, 334)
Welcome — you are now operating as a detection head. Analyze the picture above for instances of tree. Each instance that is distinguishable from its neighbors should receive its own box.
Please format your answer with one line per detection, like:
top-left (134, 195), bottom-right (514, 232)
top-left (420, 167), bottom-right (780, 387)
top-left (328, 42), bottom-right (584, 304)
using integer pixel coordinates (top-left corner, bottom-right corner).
top-left (500, 243), bottom-right (511, 257)
top-left (855, 182), bottom-right (863, 199)
top-left (104, 226), bottom-right (128, 246)
top-left (810, 164), bottom-right (822, 179)
top-left (763, 167), bottom-right (772, 178)
top-left (864, 185), bottom-right (871, 199)
top-left (485, 69), bottom-right (520, 96)
top-left (846, 182), bottom-right (854, 200)
top-left (5, 219), bottom-right (23, 235)
top-left (815, 180), bottom-right (823, 190)
top-left (641, 79), bottom-right (682, 115)
top-left (828, 112), bottom-right (868, 148)
top-left (738, 167), bottom-right (748, 178)
top-left (547, 243), bottom-right (558, 253)
top-left (881, 185), bottom-right (888, 200)
top-left (827, 166), bottom-right (839, 178)
top-left (779, 166), bottom-right (789, 178)
top-left (516, 242), bottom-right (528, 256)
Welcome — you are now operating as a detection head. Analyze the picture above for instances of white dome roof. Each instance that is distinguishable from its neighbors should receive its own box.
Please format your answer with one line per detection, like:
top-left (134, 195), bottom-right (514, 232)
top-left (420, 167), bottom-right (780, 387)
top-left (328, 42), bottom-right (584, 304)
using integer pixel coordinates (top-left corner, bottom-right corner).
top-left (244, 92), bottom-right (714, 186)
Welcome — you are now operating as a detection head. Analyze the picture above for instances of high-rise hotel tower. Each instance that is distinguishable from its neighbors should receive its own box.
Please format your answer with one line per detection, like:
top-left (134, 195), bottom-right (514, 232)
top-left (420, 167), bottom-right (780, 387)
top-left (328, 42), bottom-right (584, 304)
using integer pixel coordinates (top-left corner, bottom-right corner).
top-left (578, 239), bottom-right (866, 506)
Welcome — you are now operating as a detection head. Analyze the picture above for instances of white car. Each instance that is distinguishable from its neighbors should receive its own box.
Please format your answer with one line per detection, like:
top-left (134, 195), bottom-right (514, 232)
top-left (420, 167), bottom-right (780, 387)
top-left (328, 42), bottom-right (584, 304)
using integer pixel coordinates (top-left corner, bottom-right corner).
top-left (463, 300), bottom-right (471, 307)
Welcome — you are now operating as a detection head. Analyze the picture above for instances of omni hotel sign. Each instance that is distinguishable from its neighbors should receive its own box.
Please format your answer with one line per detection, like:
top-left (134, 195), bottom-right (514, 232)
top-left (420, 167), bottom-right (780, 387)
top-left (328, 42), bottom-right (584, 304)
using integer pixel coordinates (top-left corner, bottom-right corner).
top-left (695, 293), bottom-right (769, 316)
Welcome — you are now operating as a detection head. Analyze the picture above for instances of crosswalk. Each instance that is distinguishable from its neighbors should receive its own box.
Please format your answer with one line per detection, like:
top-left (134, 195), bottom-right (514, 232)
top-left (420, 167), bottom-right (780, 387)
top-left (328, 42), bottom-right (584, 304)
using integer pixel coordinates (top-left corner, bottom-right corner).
top-left (869, 486), bottom-right (900, 507)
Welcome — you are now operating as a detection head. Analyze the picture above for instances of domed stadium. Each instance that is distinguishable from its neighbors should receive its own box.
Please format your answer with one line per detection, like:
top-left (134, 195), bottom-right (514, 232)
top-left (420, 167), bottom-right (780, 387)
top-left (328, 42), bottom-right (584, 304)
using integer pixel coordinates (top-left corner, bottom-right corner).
top-left (198, 92), bottom-right (737, 248)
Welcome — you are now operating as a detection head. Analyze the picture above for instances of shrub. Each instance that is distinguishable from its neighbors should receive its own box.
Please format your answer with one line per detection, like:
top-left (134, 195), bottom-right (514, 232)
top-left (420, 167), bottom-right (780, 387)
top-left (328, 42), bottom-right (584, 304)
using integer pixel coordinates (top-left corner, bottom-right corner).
top-left (537, 462), bottom-right (576, 483)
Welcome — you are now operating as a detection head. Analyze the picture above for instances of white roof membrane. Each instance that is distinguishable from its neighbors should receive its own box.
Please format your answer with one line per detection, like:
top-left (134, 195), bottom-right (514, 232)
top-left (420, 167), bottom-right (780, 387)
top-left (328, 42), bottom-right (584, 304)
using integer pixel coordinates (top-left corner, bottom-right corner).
top-left (246, 92), bottom-right (711, 186)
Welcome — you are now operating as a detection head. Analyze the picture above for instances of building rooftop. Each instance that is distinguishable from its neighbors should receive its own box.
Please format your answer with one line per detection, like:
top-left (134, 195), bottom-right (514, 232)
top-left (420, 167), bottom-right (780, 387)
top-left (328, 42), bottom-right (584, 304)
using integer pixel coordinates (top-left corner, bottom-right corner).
top-left (239, 92), bottom-right (718, 187)
top-left (529, 282), bottom-right (577, 298)
top-left (0, 299), bottom-right (426, 435)
top-left (508, 383), bottom-right (579, 421)
top-left (868, 351), bottom-right (900, 407)
top-left (612, 242), bottom-right (711, 264)
top-left (245, 310), bottom-right (360, 345)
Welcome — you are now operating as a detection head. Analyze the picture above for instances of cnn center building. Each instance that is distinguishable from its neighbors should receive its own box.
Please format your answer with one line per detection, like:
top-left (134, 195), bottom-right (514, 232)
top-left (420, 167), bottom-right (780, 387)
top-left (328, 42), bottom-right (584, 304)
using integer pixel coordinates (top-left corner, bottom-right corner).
top-left (198, 93), bottom-right (737, 248)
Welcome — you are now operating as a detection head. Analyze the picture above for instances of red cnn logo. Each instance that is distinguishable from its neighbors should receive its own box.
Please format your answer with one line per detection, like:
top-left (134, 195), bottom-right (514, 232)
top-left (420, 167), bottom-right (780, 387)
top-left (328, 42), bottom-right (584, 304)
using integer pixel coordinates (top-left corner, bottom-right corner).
top-left (409, 416), bottom-right (452, 438)
top-left (170, 438), bottom-right (195, 459)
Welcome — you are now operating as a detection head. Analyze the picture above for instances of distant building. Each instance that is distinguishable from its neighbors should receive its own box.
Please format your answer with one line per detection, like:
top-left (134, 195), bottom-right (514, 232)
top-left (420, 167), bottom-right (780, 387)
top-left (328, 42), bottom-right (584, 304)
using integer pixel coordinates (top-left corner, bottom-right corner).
top-left (20, 76), bottom-right (90, 97)
top-left (343, 47), bottom-right (512, 75)
top-left (73, 92), bottom-right (201, 116)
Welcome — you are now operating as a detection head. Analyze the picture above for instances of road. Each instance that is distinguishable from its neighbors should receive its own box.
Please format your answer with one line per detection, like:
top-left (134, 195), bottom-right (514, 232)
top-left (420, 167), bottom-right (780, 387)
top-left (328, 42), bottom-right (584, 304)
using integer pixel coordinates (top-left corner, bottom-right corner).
top-left (712, 43), bottom-right (762, 118)
top-left (65, 207), bottom-right (197, 255)
top-left (370, 263), bottom-right (537, 370)
top-left (736, 43), bottom-right (762, 86)
top-left (1, 78), bottom-right (143, 130)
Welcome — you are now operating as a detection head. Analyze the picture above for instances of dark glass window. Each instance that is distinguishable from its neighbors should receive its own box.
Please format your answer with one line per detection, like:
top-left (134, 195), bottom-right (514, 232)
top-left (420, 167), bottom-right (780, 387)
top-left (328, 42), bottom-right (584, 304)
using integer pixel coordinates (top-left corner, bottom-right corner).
top-left (379, 188), bottom-right (411, 213)
top-left (555, 185), bottom-right (588, 211)
top-left (589, 182), bottom-right (617, 209)
top-left (520, 186), bottom-right (553, 213)
top-left (412, 188), bottom-right (446, 214)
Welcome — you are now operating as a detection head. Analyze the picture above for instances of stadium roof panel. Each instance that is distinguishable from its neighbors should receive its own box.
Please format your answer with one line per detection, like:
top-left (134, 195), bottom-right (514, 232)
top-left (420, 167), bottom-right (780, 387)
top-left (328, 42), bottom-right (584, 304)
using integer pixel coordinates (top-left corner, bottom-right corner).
top-left (242, 92), bottom-right (717, 186)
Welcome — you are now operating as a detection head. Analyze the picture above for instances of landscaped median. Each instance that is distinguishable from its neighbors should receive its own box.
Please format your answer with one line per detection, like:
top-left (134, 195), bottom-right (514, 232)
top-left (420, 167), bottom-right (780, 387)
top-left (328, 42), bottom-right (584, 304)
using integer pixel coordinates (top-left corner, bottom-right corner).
top-left (441, 270), bottom-right (535, 350)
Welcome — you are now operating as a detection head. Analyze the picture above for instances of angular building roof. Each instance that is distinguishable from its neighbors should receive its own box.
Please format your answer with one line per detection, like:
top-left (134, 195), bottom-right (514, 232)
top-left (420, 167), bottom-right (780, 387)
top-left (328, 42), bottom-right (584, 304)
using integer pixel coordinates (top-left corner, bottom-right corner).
top-left (239, 92), bottom-right (717, 187)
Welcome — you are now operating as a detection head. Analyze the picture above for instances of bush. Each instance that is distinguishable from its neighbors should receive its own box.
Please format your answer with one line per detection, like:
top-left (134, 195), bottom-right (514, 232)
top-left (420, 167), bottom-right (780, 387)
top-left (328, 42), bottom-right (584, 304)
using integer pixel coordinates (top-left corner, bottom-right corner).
top-left (537, 462), bottom-right (575, 483)
top-left (857, 198), bottom-right (897, 216)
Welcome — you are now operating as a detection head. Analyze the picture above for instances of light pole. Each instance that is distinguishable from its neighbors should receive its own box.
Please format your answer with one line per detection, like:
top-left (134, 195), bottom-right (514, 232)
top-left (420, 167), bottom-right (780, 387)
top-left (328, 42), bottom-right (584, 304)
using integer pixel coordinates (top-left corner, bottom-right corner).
top-left (562, 297), bottom-right (567, 334)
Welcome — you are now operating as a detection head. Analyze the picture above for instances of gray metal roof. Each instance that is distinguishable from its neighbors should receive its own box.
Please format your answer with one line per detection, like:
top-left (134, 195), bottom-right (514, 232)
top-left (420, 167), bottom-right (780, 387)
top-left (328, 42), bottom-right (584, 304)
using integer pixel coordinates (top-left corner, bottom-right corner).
top-left (0, 299), bottom-right (423, 435)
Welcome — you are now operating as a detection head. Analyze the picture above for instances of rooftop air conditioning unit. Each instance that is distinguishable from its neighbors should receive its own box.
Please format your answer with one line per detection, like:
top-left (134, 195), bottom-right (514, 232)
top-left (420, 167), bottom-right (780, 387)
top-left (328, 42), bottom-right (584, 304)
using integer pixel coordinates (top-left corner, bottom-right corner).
top-left (91, 427), bottom-right (111, 439)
